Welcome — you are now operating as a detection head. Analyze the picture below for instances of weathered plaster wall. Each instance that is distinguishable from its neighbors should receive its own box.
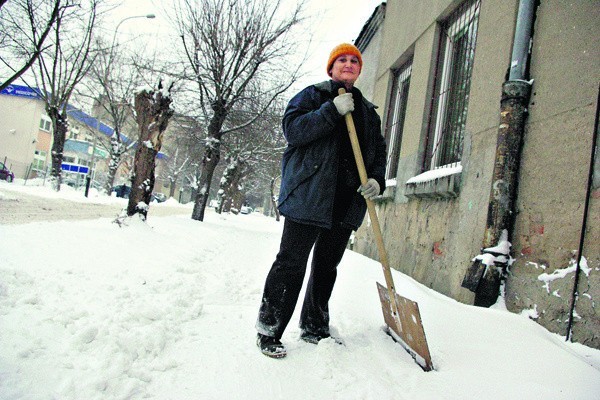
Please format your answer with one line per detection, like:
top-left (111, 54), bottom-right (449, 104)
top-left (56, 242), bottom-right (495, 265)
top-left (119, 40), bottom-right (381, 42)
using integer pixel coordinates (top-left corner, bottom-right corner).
top-left (354, 0), bottom-right (518, 303)
top-left (505, 0), bottom-right (600, 348)
top-left (352, 0), bottom-right (598, 348)
top-left (355, 10), bottom-right (384, 102)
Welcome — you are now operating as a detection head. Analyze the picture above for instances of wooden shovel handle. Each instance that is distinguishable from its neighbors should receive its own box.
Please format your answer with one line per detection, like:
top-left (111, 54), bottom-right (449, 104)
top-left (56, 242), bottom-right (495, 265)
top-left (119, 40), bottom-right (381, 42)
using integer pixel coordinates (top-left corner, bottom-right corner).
top-left (338, 88), bottom-right (401, 326)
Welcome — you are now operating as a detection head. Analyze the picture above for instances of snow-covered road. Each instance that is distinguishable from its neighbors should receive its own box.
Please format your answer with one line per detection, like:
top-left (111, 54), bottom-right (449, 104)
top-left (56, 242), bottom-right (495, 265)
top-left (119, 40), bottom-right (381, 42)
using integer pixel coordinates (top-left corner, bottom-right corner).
top-left (0, 184), bottom-right (189, 224)
top-left (1, 180), bottom-right (599, 400)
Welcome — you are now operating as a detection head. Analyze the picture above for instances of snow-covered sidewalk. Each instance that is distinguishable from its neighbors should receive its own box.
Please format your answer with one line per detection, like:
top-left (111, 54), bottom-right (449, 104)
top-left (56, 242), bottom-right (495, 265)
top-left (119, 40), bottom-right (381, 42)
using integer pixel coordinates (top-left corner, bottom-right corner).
top-left (0, 182), bottom-right (599, 399)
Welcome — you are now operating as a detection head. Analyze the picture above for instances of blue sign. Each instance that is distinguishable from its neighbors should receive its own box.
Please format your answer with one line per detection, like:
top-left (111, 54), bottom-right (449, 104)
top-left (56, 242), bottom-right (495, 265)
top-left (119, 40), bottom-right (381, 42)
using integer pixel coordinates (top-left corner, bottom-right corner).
top-left (0, 84), bottom-right (42, 99)
top-left (61, 162), bottom-right (89, 174)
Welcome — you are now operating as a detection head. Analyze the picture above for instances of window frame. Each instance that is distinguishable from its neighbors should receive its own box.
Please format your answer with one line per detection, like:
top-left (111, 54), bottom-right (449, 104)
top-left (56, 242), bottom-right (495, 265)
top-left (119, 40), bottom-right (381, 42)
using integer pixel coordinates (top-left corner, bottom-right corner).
top-left (33, 150), bottom-right (46, 171)
top-left (384, 59), bottom-right (413, 185)
top-left (39, 116), bottom-right (52, 132)
top-left (425, 0), bottom-right (481, 171)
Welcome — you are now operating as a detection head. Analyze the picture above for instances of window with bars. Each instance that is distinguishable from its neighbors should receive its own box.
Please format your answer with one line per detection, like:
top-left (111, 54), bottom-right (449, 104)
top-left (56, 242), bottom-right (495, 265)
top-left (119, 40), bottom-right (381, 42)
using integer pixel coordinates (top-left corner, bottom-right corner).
top-left (384, 60), bottom-right (412, 183)
top-left (425, 0), bottom-right (481, 170)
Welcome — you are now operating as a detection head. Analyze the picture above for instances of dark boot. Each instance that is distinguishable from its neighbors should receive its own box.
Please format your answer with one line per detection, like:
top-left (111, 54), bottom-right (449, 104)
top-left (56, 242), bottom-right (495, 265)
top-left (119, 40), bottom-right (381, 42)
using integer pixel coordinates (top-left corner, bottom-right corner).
top-left (300, 331), bottom-right (329, 344)
top-left (300, 331), bottom-right (343, 345)
top-left (256, 334), bottom-right (287, 358)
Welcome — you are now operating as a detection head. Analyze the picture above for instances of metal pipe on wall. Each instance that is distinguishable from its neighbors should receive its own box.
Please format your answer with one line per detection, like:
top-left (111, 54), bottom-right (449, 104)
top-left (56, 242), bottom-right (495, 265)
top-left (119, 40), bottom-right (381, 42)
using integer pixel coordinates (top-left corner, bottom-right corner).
top-left (461, 0), bottom-right (537, 306)
top-left (509, 0), bottom-right (536, 81)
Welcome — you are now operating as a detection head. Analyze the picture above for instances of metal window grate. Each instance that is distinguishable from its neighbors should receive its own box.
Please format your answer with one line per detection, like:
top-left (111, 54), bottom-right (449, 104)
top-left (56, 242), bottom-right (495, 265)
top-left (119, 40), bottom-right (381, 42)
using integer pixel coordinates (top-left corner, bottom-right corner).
top-left (384, 60), bottom-right (412, 181)
top-left (425, 0), bottom-right (481, 170)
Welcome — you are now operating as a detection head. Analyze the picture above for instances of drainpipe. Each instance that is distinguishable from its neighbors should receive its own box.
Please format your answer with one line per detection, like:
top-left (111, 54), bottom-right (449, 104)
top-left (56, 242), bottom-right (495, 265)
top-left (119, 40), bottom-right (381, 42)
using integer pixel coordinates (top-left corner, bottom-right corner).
top-left (461, 0), bottom-right (537, 306)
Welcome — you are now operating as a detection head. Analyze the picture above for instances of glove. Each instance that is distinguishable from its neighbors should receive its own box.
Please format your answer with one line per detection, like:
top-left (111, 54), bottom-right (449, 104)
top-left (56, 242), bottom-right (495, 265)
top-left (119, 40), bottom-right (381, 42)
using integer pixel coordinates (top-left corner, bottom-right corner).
top-left (358, 178), bottom-right (380, 200)
top-left (333, 93), bottom-right (354, 116)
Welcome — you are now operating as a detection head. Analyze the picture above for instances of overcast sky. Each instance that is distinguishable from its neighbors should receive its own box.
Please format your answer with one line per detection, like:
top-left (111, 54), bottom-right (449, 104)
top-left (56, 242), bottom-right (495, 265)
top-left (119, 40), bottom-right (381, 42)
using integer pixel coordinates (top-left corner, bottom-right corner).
top-left (109, 0), bottom-right (385, 92)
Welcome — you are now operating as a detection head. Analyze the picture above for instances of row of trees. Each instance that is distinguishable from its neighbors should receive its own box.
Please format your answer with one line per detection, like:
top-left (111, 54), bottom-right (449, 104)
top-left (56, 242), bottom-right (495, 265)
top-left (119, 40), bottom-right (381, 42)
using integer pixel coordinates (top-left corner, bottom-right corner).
top-left (0, 0), bottom-right (306, 221)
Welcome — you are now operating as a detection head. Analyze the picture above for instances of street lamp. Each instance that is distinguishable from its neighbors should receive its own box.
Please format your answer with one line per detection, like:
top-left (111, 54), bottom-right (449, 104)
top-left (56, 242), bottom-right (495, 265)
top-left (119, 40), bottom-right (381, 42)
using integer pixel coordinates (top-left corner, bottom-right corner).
top-left (110, 14), bottom-right (156, 51)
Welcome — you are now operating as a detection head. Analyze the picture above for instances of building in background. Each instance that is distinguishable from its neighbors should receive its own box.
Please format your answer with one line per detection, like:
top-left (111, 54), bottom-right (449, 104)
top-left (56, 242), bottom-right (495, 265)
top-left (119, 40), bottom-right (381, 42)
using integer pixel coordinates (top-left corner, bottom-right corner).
top-left (0, 84), bottom-right (114, 183)
top-left (0, 85), bottom-right (50, 179)
top-left (0, 84), bottom-right (169, 195)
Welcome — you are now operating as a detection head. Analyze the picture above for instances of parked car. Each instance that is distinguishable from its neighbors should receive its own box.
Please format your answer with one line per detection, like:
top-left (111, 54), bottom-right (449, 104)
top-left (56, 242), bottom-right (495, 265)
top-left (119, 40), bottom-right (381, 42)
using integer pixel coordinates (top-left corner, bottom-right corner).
top-left (151, 192), bottom-right (167, 203)
top-left (111, 184), bottom-right (131, 198)
top-left (112, 185), bottom-right (167, 203)
top-left (240, 206), bottom-right (252, 214)
top-left (0, 162), bottom-right (14, 182)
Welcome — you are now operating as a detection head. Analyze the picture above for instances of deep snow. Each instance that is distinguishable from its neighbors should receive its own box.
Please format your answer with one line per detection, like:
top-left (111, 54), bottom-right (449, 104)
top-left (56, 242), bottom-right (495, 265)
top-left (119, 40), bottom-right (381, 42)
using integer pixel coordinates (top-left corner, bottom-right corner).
top-left (1, 180), bottom-right (599, 400)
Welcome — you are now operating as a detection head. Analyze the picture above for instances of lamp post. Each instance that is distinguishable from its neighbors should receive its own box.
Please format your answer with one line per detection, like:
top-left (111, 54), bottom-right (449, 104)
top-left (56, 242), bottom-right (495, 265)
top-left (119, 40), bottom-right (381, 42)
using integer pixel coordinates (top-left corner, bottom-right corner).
top-left (110, 14), bottom-right (156, 52)
top-left (85, 13), bottom-right (155, 197)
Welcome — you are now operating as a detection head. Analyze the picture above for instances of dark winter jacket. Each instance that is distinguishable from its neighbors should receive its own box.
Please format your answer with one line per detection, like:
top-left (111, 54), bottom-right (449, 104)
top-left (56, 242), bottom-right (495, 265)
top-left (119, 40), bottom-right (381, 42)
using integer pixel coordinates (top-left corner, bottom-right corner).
top-left (277, 80), bottom-right (387, 230)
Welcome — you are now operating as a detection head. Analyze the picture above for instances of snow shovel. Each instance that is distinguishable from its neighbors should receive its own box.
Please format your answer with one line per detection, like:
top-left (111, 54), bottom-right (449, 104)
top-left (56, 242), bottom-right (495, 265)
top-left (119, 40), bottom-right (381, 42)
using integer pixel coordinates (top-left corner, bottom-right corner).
top-left (339, 88), bottom-right (434, 371)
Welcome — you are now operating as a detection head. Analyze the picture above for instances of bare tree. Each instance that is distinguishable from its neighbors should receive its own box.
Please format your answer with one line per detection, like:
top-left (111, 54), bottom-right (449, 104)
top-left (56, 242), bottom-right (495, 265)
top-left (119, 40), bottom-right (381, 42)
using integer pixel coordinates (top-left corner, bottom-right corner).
top-left (123, 80), bottom-right (174, 220)
top-left (155, 115), bottom-right (202, 199)
top-left (216, 153), bottom-right (248, 214)
top-left (216, 97), bottom-right (286, 215)
top-left (172, 0), bottom-right (304, 221)
top-left (254, 137), bottom-right (285, 220)
top-left (26, 0), bottom-right (99, 191)
top-left (0, 0), bottom-right (62, 91)
top-left (269, 175), bottom-right (282, 220)
top-left (83, 36), bottom-right (144, 194)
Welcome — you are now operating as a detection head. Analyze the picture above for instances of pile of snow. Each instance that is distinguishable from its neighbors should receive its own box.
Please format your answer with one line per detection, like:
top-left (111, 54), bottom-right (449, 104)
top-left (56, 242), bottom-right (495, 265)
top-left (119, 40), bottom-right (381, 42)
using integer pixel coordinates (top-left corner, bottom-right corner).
top-left (0, 181), bottom-right (599, 400)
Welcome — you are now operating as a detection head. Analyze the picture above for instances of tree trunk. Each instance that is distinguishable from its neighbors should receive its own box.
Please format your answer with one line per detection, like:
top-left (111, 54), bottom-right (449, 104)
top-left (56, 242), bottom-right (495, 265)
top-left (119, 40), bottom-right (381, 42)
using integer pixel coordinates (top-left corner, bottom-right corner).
top-left (169, 176), bottom-right (178, 198)
top-left (232, 189), bottom-right (244, 211)
top-left (192, 139), bottom-right (220, 220)
top-left (126, 82), bottom-right (174, 219)
top-left (216, 158), bottom-right (240, 214)
top-left (48, 106), bottom-right (68, 191)
top-left (127, 141), bottom-right (156, 218)
top-left (104, 134), bottom-right (125, 194)
top-left (215, 165), bottom-right (230, 214)
top-left (216, 189), bottom-right (226, 213)
top-left (270, 176), bottom-right (280, 221)
top-left (228, 166), bottom-right (244, 212)
top-left (224, 170), bottom-right (242, 213)
top-left (191, 106), bottom-right (227, 221)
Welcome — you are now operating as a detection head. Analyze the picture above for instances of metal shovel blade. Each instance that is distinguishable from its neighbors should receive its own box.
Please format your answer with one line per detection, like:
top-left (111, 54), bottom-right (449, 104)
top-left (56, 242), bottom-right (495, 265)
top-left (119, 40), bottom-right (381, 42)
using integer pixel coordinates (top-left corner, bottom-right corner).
top-left (377, 282), bottom-right (434, 371)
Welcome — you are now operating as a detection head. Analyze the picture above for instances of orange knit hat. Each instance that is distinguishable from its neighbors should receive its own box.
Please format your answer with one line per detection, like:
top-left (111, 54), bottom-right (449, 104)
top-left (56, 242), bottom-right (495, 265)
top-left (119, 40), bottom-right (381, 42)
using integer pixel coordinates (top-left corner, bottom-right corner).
top-left (326, 43), bottom-right (363, 76)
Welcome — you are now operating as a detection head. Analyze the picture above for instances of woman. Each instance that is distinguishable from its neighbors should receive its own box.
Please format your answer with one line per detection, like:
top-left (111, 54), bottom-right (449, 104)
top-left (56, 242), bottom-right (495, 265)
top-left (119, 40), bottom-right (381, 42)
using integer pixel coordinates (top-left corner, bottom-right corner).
top-left (256, 43), bottom-right (387, 358)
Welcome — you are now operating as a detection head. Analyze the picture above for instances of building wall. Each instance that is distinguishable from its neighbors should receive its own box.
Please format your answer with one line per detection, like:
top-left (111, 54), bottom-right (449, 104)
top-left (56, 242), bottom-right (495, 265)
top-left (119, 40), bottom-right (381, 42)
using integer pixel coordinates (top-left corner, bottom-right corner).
top-left (505, 0), bottom-right (600, 348)
top-left (36, 131), bottom-right (52, 157)
top-left (352, 0), bottom-right (599, 348)
top-left (355, 5), bottom-right (385, 101)
top-left (356, 31), bottom-right (382, 101)
top-left (0, 94), bottom-right (46, 178)
top-left (354, 0), bottom-right (519, 302)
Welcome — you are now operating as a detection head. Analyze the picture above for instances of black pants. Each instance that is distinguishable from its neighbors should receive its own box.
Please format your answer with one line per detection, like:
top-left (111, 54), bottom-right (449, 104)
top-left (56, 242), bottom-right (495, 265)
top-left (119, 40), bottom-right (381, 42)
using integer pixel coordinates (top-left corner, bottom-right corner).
top-left (256, 218), bottom-right (352, 339)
